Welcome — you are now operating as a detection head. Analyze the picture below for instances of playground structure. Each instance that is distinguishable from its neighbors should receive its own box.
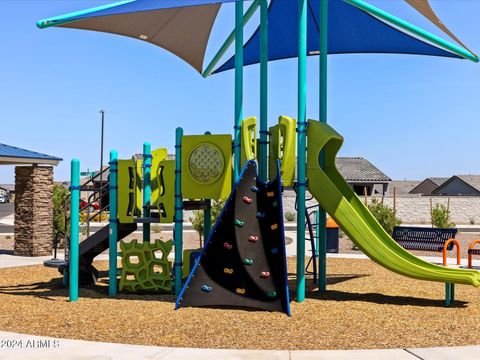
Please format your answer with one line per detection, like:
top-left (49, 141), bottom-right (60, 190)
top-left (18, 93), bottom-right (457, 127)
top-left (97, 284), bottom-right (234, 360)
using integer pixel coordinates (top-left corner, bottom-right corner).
top-left (38, 0), bottom-right (480, 312)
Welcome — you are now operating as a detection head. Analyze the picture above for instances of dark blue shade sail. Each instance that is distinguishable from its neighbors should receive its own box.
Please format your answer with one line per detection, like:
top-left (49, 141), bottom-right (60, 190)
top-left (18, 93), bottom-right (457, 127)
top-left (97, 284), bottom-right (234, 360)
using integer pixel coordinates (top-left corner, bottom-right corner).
top-left (214, 0), bottom-right (460, 73)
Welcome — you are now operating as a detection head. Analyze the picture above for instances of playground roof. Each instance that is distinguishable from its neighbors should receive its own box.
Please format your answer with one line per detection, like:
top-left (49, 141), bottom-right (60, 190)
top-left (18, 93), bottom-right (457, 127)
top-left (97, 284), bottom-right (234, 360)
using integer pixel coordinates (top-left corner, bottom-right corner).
top-left (0, 144), bottom-right (62, 166)
top-left (37, 0), bottom-right (238, 73)
top-left (215, 0), bottom-right (474, 73)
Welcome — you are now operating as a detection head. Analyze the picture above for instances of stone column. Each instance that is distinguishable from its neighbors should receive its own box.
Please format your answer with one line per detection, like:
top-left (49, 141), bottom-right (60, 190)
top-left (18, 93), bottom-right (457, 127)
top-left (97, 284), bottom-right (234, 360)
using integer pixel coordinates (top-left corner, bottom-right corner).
top-left (14, 166), bottom-right (54, 256)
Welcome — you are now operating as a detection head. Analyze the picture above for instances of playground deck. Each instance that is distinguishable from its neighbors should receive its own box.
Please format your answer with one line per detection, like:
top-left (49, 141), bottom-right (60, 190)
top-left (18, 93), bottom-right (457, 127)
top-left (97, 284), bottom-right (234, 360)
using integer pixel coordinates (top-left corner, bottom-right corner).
top-left (1, 257), bottom-right (479, 350)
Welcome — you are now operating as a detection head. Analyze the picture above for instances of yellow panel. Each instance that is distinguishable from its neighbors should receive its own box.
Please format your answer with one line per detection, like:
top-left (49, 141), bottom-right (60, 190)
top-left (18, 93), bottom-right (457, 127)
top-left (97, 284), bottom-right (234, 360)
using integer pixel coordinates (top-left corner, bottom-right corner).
top-left (118, 159), bottom-right (136, 223)
top-left (269, 116), bottom-right (296, 187)
top-left (156, 160), bottom-right (175, 223)
top-left (240, 116), bottom-right (257, 166)
top-left (182, 134), bottom-right (232, 199)
top-left (135, 158), bottom-right (143, 217)
top-left (150, 148), bottom-right (168, 206)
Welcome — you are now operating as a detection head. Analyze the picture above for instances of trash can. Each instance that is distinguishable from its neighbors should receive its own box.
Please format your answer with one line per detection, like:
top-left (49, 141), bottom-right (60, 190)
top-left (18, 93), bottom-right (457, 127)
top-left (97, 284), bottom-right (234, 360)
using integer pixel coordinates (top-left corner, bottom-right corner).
top-left (326, 217), bottom-right (339, 253)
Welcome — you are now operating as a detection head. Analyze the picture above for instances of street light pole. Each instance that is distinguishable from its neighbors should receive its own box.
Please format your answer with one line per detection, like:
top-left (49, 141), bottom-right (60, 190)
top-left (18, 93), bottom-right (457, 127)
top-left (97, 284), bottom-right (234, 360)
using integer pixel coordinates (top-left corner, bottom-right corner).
top-left (99, 109), bottom-right (105, 207)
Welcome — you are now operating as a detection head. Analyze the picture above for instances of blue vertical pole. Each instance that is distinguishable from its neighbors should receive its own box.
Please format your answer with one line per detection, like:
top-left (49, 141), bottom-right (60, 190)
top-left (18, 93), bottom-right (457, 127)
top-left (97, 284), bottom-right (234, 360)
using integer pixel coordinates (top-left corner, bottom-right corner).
top-left (234, 0), bottom-right (244, 179)
top-left (109, 150), bottom-right (119, 296)
top-left (296, 0), bottom-right (307, 302)
top-left (318, 0), bottom-right (328, 293)
top-left (143, 142), bottom-right (151, 243)
top-left (174, 128), bottom-right (184, 295)
top-left (259, 0), bottom-right (268, 181)
top-left (69, 159), bottom-right (80, 302)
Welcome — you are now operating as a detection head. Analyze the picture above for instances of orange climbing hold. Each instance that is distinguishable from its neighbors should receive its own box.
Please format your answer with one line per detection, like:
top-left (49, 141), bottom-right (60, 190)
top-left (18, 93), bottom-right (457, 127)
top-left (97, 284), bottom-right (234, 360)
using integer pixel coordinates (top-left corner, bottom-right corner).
top-left (267, 191), bottom-right (275, 197)
top-left (270, 224), bottom-right (278, 230)
top-left (224, 268), bottom-right (234, 274)
top-left (236, 288), bottom-right (246, 295)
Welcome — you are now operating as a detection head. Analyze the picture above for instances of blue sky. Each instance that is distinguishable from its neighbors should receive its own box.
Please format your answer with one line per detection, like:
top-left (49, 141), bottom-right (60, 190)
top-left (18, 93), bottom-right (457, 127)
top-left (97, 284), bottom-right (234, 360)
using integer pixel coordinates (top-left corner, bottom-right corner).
top-left (0, 0), bottom-right (479, 183)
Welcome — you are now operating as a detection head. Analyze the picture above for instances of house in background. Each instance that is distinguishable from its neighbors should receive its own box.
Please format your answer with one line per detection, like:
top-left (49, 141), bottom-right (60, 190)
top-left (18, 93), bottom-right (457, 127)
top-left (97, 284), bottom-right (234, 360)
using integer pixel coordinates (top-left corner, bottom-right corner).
top-left (386, 180), bottom-right (420, 196)
top-left (432, 175), bottom-right (480, 196)
top-left (336, 157), bottom-right (391, 196)
top-left (409, 177), bottom-right (448, 195)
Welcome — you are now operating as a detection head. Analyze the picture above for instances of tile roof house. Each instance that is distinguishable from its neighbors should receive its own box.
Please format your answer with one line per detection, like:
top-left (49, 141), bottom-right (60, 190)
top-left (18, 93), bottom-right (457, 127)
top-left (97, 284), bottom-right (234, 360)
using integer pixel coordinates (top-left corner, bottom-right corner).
top-left (409, 177), bottom-right (449, 195)
top-left (432, 175), bottom-right (480, 196)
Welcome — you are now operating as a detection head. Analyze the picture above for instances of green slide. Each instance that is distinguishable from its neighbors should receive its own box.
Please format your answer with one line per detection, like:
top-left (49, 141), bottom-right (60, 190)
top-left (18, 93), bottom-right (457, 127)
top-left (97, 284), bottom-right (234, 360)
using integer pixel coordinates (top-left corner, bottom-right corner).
top-left (306, 120), bottom-right (480, 287)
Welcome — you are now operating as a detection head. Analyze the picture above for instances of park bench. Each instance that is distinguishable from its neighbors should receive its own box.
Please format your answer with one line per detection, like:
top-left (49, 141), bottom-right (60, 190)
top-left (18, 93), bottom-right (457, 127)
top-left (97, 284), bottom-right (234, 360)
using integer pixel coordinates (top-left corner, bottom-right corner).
top-left (392, 226), bottom-right (460, 266)
top-left (467, 240), bottom-right (480, 268)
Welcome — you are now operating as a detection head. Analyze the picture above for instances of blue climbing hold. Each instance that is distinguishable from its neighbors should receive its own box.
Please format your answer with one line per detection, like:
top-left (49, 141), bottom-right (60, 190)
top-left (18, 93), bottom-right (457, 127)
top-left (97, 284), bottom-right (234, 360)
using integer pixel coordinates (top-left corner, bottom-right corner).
top-left (271, 248), bottom-right (279, 254)
top-left (256, 212), bottom-right (266, 219)
top-left (251, 186), bottom-right (260, 193)
top-left (201, 285), bottom-right (212, 293)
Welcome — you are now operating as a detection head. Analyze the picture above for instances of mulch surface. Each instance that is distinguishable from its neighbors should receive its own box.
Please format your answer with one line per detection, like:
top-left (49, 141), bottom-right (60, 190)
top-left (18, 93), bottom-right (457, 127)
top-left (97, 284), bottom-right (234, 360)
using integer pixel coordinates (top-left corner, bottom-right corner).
top-left (1, 257), bottom-right (480, 350)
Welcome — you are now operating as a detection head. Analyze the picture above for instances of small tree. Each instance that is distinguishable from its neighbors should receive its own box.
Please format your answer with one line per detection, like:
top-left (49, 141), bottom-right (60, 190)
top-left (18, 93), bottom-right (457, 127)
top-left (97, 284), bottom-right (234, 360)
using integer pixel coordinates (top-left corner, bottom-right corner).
top-left (368, 198), bottom-right (401, 235)
top-left (431, 203), bottom-right (455, 228)
top-left (53, 184), bottom-right (69, 237)
top-left (190, 199), bottom-right (226, 247)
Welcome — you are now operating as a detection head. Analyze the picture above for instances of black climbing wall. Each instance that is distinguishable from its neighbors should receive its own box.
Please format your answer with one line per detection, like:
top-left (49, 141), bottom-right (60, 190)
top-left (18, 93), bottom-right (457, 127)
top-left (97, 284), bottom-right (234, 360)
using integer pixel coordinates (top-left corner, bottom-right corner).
top-left (176, 161), bottom-right (290, 315)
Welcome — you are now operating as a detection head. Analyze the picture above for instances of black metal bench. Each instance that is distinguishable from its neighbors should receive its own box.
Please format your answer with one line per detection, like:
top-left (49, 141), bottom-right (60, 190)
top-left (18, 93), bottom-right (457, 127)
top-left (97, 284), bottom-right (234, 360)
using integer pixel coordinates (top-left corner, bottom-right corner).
top-left (392, 226), bottom-right (460, 266)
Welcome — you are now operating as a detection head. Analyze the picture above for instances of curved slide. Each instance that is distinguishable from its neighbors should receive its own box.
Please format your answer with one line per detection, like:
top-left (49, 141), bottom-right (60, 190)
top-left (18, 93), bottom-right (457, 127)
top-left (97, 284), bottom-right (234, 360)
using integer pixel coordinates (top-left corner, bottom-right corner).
top-left (306, 120), bottom-right (480, 287)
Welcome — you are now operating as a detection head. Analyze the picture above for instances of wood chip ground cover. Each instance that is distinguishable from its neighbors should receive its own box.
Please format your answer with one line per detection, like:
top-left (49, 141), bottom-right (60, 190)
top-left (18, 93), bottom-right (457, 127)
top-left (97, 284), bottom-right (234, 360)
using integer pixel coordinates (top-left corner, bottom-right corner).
top-left (0, 258), bottom-right (479, 350)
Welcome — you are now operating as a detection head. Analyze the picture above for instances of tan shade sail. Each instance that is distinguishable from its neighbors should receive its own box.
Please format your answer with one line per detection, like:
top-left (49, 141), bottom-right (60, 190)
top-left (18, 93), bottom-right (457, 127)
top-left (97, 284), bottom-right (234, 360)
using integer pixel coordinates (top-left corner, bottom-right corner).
top-left (405, 0), bottom-right (475, 55)
top-left (58, 4), bottom-right (221, 73)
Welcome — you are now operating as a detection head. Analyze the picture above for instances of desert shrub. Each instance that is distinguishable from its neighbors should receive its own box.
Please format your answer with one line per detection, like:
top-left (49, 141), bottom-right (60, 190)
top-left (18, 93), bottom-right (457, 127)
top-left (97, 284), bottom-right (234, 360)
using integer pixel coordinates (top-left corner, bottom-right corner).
top-left (368, 198), bottom-right (401, 235)
top-left (151, 224), bottom-right (162, 234)
top-left (190, 199), bottom-right (226, 246)
top-left (431, 203), bottom-right (455, 228)
top-left (284, 211), bottom-right (296, 222)
top-left (53, 184), bottom-right (69, 236)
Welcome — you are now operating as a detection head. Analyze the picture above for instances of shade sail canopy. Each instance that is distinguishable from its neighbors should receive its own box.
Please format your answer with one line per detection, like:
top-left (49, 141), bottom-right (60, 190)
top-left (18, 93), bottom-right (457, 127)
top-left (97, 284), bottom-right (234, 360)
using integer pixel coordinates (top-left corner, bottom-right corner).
top-left (215, 0), bottom-right (472, 73)
top-left (37, 0), bottom-right (238, 73)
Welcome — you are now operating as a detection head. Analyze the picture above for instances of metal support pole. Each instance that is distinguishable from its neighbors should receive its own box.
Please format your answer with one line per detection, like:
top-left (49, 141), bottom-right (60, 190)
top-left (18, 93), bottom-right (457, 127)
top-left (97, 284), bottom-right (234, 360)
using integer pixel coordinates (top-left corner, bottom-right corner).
top-left (234, 0), bottom-right (244, 179)
top-left (69, 159), bottom-right (80, 302)
top-left (143, 142), bottom-right (152, 243)
top-left (108, 150), bottom-right (119, 296)
top-left (296, 0), bottom-right (307, 302)
top-left (99, 109), bottom-right (105, 209)
top-left (174, 128), bottom-right (184, 295)
top-left (259, 0), bottom-right (268, 181)
top-left (318, 0), bottom-right (328, 293)
top-left (445, 283), bottom-right (455, 307)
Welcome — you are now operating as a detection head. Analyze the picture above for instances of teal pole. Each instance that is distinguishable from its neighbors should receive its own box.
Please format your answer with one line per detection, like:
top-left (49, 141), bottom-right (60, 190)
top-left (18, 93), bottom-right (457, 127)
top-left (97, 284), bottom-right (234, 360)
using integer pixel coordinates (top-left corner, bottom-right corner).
top-left (174, 128), bottom-right (184, 295)
top-left (202, 0), bottom-right (260, 78)
top-left (69, 159), bottom-right (80, 302)
top-left (204, 131), bottom-right (212, 241)
top-left (143, 142), bottom-right (151, 243)
top-left (296, 0), bottom-right (307, 302)
top-left (318, 0), bottom-right (328, 293)
top-left (108, 150), bottom-right (119, 296)
top-left (259, 0), bottom-right (268, 181)
top-left (234, 0), bottom-right (244, 179)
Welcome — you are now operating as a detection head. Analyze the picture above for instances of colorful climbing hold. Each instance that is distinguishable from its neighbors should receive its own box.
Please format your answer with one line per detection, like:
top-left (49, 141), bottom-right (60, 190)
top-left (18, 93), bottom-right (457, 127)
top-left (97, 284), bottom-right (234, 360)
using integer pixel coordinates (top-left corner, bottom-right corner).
top-left (201, 285), bottom-right (212, 293)
top-left (271, 248), bottom-right (279, 254)
top-left (272, 201), bottom-right (278, 208)
top-left (242, 196), bottom-right (253, 204)
top-left (260, 271), bottom-right (270, 278)
top-left (223, 242), bottom-right (233, 250)
top-left (251, 186), bottom-right (260, 193)
top-left (224, 268), bottom-right (234, 274)
top-left (248, 235), bottom-right (259, 242)
top-left (236, 288), bottom-right (246, 295)
top-left (266, 290), bottom-right (277, 298)
top-left (234, 219), bottom-right (244, 227)
top-left (256, 212), bottom-right (266, 219)
top-left (267, 191), bottom-right (275, 197)
top-left (270, 223), bottom-right (278, 230)
top-left (243, 258), bottom-right (254, 265)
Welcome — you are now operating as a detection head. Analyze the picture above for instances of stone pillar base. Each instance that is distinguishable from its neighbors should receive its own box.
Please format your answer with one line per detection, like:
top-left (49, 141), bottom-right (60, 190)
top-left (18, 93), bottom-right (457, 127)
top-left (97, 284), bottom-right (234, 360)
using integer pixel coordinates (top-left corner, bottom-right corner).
top-left (14, 166), bottom-right (54, 256)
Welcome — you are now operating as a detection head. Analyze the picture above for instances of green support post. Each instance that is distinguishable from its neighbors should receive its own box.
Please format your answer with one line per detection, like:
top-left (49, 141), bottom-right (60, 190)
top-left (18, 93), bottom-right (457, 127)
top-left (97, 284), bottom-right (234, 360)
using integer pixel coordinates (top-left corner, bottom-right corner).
top-left (204, 131), bottom-right (212, 241)
top-left (69, 159), bottom-right (80, 302)
top-left (318, 0), bottom-right (328, 293)
top-left (445, 283), bottom-right (455, 307)
top-left (143, 142), bottom-right (151, 243)
top-left (108, 150), bottom-right (119, 296)
top-left (296, 0), bottom-right (307, 302)
top-left (234, 0), bottom-right (244, 179)
top-left (174, 128), bottom-right (184, 295)
top-left (259, 0), bottom-right (268, 181)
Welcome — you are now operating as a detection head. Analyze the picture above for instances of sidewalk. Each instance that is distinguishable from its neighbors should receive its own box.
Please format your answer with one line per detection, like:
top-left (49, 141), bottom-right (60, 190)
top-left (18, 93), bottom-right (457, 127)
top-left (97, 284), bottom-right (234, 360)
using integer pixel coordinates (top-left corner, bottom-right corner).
top-left (1, 331), bottom-right (480, 359)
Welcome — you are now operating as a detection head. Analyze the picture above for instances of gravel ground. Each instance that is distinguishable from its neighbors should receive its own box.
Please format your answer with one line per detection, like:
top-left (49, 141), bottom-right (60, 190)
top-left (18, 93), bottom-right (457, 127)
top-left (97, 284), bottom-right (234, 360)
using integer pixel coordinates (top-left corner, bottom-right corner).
top-left (1, 257), bottom-right (480, 350)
